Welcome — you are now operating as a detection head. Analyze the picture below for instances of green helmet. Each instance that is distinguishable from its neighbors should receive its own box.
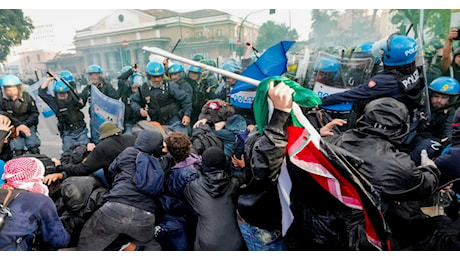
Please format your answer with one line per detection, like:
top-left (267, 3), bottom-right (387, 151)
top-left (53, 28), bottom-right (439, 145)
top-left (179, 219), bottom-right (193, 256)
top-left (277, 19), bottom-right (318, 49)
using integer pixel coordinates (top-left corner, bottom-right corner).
top-left (423, 44), bottom-right (437, 58)
top-left (428, 38), bottom-right (445, 50)
top-left (192, 54), bottom-right (204, 62)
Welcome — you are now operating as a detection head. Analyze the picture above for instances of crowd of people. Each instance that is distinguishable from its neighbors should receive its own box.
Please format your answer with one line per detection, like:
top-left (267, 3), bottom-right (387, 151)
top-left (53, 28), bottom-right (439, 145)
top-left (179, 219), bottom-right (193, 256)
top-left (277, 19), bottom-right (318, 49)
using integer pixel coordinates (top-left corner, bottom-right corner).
top-left (1, 30), bottom-right (460, 251)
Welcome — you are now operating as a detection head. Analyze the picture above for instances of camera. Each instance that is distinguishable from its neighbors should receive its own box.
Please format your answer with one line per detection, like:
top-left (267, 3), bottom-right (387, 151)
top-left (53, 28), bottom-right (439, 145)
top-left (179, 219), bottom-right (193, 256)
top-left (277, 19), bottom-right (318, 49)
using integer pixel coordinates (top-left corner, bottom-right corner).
top-left (454, 28), bottom-right (460, 41)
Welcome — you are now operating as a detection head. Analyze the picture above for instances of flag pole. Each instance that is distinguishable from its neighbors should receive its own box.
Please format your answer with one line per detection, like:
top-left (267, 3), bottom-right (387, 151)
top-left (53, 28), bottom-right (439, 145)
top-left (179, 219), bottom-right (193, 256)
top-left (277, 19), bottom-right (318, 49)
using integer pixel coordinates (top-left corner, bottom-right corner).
top-left (142, 46), bottom-right (260, 86)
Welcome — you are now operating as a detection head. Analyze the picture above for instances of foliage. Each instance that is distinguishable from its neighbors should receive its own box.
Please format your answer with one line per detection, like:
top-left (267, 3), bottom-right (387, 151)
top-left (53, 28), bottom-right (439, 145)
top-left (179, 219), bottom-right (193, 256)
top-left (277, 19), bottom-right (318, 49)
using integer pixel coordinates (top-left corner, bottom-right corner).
top-left (390, 9), bottom-right (451, 41)
top-left (0, 9), bottom-right (34, 62)
top-left (307, 9), bottom-right (340, 48)
top-left (255, 21), bottom-right (299, 51)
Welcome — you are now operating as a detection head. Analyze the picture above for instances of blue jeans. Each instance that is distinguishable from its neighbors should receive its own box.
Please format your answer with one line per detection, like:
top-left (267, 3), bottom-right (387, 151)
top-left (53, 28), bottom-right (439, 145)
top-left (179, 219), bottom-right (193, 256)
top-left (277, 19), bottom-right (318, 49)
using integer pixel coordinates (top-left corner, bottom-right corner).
top-left (168, 115), bottom-right (191, 136)
top-left (9, 125), bottom-right (41, 152)
top-left (237, 212), bottom-right (286, 251)
top-left (123, 122), bottom-right (134, 135)
top-left (77, 201), bottom-right (158, 251)
top-left (61, 126), bottom-right (90, 152)
top-left (155, 215), bottom-right (193, 251)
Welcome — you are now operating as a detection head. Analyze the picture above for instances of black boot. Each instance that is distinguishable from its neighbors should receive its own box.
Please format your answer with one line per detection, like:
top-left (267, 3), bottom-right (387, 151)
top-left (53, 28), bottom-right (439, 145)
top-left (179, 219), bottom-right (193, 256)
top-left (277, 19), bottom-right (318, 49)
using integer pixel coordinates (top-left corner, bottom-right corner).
top-left (29, 146), bottom-right (40, 154)
top-left (12, 149), bottom-right (25, 157)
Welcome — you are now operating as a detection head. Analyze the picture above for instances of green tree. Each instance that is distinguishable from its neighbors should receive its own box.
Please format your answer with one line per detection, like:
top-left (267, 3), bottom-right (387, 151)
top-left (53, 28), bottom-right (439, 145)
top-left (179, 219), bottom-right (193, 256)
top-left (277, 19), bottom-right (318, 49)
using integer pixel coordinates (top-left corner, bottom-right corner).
top-left (0, 9), bottom-right (34, 62)
top-left (390, 9), bottom-right (451, 41)
top-left (255, 21), bottom-right (298, 51)
top-left (307, 9), bottom-right (340, 48)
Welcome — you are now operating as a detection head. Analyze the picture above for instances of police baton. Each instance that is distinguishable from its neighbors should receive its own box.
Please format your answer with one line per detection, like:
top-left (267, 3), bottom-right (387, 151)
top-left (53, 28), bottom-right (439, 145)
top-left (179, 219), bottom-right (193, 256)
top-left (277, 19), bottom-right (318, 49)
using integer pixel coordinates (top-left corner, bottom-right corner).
top-left (46, 71), bottom-right (81, 102)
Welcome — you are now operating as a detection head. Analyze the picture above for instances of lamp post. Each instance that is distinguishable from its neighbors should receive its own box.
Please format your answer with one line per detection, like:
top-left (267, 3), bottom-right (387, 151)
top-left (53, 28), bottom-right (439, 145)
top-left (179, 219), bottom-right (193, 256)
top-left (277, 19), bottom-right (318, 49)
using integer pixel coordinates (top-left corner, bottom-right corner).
top-left (237, 9), bottom-right (268, 57)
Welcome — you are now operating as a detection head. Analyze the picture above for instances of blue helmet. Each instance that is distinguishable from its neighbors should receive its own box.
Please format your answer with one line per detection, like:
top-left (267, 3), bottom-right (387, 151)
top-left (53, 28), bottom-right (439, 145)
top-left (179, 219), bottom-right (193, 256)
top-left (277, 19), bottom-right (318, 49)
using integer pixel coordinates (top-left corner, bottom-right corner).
top-left (168, 63), bottom-right (184, 74)
top-left (379, 34), bottom-right (418, 66)
top-left (2, 75), bottom-right (22, 87)
top-left (429, 76), bottom-right (460, 96)
top-left (188, 65), bottom-right (202, 73)
top-left (352, 42), bottom-right (381, 65)
top-left (313, 57), bottom-right (339, 72)
top-left (121, 66), bottom-right (132, 74)
top-left (222, 60), bottom-right (241, 73)
top-left (146, 61), bottom-right (164, 76)
top-left (86, 64), bottom-right (103, 74)
top-left (130, 72), bottom-right (145, 86)
top-left (58, 70), bottom-right (74, 82)
top-left (53, 80), bottom-right (70, 93)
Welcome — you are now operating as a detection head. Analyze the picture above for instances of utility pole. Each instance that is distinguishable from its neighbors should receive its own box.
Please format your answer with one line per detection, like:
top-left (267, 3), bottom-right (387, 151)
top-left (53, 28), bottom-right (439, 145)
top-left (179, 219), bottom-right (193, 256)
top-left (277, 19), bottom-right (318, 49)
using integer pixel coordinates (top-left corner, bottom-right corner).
top-left (237, 9), bottom-right (275, 58)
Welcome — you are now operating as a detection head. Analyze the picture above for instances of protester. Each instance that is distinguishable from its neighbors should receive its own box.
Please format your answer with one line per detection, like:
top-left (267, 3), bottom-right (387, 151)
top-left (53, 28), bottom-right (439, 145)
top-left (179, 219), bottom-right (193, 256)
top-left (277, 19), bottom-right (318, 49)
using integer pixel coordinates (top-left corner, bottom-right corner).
top-left (323, 97), bottom-right (460, 250)
top-left (0, 157), bottom-right (70, 250)
top-left (184, 146), bottom-right (245, 251)
top-left (77, 128), bottom-right (169, 251)
top-left (155, 131), bottom-right (200, 250)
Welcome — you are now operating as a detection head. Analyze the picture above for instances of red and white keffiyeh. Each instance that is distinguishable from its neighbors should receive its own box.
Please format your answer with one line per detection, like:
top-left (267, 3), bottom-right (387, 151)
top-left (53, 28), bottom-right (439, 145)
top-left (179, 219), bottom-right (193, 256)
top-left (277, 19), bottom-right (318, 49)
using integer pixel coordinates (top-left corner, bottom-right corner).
top-left (1, 157), bottom-right (48, 196)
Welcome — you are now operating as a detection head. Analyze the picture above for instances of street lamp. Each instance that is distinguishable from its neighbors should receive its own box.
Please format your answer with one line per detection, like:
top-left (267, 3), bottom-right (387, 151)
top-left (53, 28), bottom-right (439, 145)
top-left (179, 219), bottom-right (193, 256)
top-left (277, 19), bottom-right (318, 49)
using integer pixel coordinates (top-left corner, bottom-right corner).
top-left (237, 9), bottom-right (270, 57)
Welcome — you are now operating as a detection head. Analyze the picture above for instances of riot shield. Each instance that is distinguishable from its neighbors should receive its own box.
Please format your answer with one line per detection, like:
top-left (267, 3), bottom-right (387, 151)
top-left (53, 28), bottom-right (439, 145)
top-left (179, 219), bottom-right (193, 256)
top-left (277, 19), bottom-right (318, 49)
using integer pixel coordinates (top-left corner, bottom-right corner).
top-left (309, 51), bottom-right (374, 130)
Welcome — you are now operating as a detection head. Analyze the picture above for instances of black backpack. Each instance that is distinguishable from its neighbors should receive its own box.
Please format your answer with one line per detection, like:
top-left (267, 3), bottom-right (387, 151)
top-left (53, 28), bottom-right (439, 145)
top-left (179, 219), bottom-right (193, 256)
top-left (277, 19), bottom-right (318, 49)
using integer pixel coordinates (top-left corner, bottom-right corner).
top-left (59, 143), bottom-right (91, 166)
top-left (19, 154), bottom-right (57, 175)
top-left (190, 124), bottom-right (223, 156)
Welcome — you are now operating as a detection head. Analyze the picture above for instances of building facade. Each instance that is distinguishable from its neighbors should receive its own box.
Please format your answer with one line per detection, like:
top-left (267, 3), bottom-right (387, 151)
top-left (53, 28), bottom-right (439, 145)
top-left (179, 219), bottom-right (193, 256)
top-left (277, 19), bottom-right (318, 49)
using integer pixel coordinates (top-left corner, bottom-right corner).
top-left (61, 9), bottom-right (259, 78)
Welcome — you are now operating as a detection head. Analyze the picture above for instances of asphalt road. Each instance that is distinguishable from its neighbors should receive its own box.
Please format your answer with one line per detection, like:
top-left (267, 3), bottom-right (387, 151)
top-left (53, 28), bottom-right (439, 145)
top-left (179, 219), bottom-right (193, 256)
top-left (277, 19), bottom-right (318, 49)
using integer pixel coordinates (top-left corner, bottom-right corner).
top-left (38, 103), bottom-right (91, 159)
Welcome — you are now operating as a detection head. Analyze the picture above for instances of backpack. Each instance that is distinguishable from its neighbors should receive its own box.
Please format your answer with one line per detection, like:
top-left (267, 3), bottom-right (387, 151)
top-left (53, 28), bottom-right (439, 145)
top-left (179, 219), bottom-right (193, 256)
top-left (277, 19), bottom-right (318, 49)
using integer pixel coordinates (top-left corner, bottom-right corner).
top-left (59, 143), bottom-right (91, 166)
top-left (0, 188), bottom-right (25, 232)
top-left (134, 152), bottom-right (165, 196)
top-left (19, 154), bottom-right (56, 175)
top-left (0, 188), bottom-right (33, 250)
top-left (190, 124), bottom-right (223, 156)
top-left (132, 120), bottom-right (170, 137)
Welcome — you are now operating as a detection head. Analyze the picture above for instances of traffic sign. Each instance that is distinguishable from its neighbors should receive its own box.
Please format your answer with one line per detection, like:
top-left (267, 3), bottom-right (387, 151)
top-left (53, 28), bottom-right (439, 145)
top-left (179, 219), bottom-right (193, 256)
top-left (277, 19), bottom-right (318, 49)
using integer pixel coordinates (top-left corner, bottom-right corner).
top-left (122, 40), bottom-right (129, 48)
top-left (236, 40), bottom-right (242, 47)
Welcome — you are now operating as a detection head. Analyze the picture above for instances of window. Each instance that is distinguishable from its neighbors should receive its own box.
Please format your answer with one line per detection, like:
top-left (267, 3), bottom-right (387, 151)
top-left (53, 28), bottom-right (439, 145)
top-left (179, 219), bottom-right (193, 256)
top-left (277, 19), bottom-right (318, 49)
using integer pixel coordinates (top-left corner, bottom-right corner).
top-left (118, 14), bottom-right (124, 23)
top-left (217, 29), bottom-right (222, 37)
top-left (37, 54), bottom-right (40, 62)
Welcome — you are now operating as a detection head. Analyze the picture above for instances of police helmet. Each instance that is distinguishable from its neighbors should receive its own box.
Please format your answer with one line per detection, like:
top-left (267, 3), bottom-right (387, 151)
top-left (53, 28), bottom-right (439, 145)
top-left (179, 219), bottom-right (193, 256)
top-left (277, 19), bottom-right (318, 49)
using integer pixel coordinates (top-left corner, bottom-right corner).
top-left (53, 80), bottom-right (70, 93)
top-left (429, 76), bottom-right (460, 96)
top-left (146, 61), bottom-right (164, 76)
top-left (121, 66), bottom-right (132, 74)
top-left (378, 34), bottom-right (418, 66)
top-left (222, 60), bottom-right (241, 73)
top-left (352, 42), bottom-right (381, 65)
top-left (86, 64), bottom-right (103, 74)
top-left (2, 75), bottom-right (22, 87)
top-left (423, 45), bottom-right (437, 58)
top-left (58, 70), bottom-right (74, 82)
top-left (313, 57), bottom-right (339, 72)
top-left (168, 63), bottom-right (185, 74)
top-left (188, 65), bottom-right (203, 73)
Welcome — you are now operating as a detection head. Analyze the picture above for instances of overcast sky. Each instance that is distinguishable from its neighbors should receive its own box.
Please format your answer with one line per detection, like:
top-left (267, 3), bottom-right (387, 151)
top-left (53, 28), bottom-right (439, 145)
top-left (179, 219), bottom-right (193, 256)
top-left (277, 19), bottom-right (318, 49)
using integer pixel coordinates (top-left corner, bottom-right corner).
top-left (22, 9), bottom-right (312, 48)
top-left (14, 0), bottom-right (457, 49)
